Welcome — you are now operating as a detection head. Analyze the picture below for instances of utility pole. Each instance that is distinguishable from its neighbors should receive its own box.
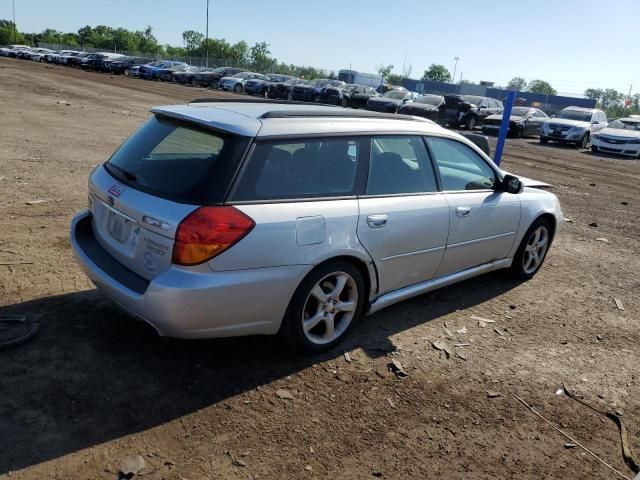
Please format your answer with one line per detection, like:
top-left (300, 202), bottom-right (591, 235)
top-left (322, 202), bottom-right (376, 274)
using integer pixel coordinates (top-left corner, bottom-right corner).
top-left (205, 0), bottom-right (209, 67)
top-left (452, 56), bottom-right (459, 84)
top-left (12, 0), bottom-right (17, 43)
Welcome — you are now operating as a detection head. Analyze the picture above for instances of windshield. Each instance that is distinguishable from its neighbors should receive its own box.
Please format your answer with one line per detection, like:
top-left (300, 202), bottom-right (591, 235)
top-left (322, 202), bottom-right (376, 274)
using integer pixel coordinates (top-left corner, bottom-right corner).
top-left (308, 79), bottom-right (329, 86)
top-left (383, 90), bottom-right (407, 100)
top-left (416, 95), bottom-right (443, 106)
top-left (608, 119), bottom-right (640, 131)
top-left (557, 110), bottom-right (592, 122)
top-left (510, 107), bottom-right (531, 116)
top-left (105, 116), bottom-right (249, 204)
top-left (461, 95), bottom-right (484, 105)
top-left (232, 72), bottom-right (251, 78)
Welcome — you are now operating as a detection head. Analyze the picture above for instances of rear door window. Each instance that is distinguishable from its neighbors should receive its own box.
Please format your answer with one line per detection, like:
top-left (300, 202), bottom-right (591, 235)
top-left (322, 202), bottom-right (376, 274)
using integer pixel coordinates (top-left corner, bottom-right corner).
top-left (105, 116), bottom-right (249, 204)
top-left (232, 137), bottom-right (366, 201)
top-left (366, 136), bottom-right (437, 195)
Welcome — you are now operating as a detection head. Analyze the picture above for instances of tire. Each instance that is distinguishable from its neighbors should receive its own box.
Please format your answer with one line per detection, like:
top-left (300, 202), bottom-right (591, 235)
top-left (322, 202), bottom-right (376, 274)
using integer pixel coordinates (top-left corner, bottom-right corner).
top-left (124, 68), bottom-right (130, 77)
top-left (465, 115), bottom-right (477, 130)
top-left (210, 79), bottom-right (219, 89)
top-left (591, 145), bottom-right (599, 153)
top-left (578, 133), bottom-right (590, 149)
top-left (510, 218), bottom-right (552, 280)
top-left (281, 261), bottom-right (365, 353)
top-left (341, 97), bottom-right (349, 108)
top-left (540, 136), bottom-right (549, 144)
top-left (234, 83), bottom-right (242, 93)
top-left (518, 126), bottom-right (525, 138)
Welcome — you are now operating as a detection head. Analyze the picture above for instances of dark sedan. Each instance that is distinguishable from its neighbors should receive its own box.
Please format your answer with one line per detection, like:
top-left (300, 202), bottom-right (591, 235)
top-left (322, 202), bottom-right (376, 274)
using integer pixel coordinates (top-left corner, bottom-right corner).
top-left (347, 85), bottom-right (379, 109)
top-left (440, 95), bottom-right (504, 130)
top-left (267, 78), bottom-right (306, 99)
top-left (245, 74), bottom-right (295, 96)
top-left (366, 89), bottom-right (418, 113)
top-left (109, 56), bottom-right (153, 75)
top-left (291, 79), bottom-right (346, 102)
top-left (195, 67), bottom-right (246, 88)
top-left (482, 107), bottom-right (549, 137)
top-left (396, 94), bottom-right (445, 121)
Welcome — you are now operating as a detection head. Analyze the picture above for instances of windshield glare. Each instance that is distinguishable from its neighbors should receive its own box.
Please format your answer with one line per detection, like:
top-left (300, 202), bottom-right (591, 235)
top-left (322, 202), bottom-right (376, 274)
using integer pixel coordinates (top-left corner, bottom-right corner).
top-left (557, 110), bottom-right (592, 122)
top-left (384, 90), bottom-right (407, 99)
top-left (609, 120), bottom-right (640, 131)
top-left (461, 95), bottom-right (483, 105)
top-left (416, 95), bottom-right (443, 106)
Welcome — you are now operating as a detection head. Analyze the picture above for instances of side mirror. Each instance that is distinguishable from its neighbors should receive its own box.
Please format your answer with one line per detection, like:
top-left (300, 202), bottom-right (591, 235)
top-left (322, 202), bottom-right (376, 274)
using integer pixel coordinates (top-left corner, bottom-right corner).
top-left (501, 174), bottom-right (523, 194)
top-left (591, 120), bottom-right (599, 125)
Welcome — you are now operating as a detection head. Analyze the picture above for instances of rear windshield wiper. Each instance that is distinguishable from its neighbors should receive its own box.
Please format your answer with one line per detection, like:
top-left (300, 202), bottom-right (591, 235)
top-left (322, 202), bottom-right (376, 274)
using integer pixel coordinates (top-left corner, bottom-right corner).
top-left (107, 163), bottom-right (137, 182)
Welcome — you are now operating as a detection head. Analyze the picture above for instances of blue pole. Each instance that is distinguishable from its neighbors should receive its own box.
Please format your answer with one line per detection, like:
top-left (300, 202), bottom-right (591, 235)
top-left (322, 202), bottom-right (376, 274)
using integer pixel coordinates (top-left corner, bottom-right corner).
top-left (493, 90), bottom-right (516, 167)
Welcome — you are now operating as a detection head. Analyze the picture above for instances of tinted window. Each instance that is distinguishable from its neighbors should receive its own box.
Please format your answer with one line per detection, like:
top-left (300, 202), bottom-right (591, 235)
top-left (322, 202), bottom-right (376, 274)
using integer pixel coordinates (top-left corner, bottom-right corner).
top-left (427, 137), bottom-right (497, 191)
top-left (232, 138), bottom-right (364, 201)
top-left (367, 136), bottom-right (437, 195)
top-left (105, 116), bottom-right (248, 204)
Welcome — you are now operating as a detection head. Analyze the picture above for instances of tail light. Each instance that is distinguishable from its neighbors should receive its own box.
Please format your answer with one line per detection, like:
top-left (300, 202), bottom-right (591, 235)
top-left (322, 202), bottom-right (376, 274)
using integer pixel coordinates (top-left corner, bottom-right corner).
top-left (172, 206), bottom-right (255, 266)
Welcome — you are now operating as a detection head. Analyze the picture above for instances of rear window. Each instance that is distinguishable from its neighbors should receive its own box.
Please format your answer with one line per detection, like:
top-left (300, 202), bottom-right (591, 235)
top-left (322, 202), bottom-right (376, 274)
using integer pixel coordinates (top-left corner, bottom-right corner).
top-left (231, 138), bottom-right (366, 201)
top-left (105, 116), bottom-right (249, 204)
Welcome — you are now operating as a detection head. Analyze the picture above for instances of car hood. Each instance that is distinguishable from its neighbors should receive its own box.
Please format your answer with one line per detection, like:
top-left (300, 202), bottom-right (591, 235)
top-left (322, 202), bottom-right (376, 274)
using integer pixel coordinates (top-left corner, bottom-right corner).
top-left (369, 97), bottom-right (403, 105)
top-left (597, 128), bottom-right (640, 139)
top-left (399, 103), bottom-right (438, 111)
top-left (545, 118), bottom-right (590, 128)
top-left (486, 114), bottom-right (526, 122)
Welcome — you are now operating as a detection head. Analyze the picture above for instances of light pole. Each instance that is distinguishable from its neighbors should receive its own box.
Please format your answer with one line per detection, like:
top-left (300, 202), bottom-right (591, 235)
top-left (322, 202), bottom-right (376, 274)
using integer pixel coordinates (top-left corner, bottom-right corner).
top-left (12, 0), bottom-right (17, 43)
top-left (452, 56), bottom-right (459, 84)
top-left (205, 0), bottom-right (209, 67)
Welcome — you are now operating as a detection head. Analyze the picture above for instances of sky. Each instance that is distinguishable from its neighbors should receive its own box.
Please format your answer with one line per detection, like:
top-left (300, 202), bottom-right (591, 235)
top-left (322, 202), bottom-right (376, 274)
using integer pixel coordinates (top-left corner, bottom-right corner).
top-left (3, 0), bottom-right (639, 95)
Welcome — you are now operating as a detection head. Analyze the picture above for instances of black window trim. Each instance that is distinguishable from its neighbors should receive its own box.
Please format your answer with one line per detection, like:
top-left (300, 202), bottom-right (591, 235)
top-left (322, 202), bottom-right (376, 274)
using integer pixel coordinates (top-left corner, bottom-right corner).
top-left (424, 135), bottom-right (503, 194)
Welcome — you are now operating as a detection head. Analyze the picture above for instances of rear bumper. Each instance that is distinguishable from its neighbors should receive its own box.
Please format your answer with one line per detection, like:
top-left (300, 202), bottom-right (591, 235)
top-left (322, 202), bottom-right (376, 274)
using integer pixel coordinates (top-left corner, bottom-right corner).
top-left (70, 210), bottom-right (309, 339)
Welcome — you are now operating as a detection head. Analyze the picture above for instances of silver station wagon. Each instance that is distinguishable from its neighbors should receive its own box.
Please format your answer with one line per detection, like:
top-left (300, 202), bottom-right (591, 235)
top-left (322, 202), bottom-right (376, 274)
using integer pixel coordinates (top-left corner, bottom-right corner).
top-left (71, 100), bottom-right (563, 352)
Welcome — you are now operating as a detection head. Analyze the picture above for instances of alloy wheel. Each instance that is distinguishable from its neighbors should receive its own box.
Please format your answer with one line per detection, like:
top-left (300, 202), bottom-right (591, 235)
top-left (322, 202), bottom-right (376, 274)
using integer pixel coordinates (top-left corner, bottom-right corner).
top-left (301, 272), bottom-right (358, 345)
top-left (523, 226), bottom-right (549, 275)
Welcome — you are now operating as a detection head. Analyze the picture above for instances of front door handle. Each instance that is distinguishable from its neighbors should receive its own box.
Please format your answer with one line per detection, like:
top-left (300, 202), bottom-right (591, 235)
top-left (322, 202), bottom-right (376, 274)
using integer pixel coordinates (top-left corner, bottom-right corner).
top-left (455, 206), bottom-right (471, 218)
top-left (366, 214), bottom-right (388, 228)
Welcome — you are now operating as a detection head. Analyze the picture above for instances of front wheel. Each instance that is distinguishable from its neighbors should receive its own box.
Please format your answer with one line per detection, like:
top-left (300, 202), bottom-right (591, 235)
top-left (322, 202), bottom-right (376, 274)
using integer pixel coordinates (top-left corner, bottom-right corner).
top-left (510, 218), bottom-right (552, 279)
top-left (540, 136), bottom-right (549, 144)
top-left (591, 145), bottom-right (599, 153)
top-left (465, 115), bottom-right (477, 130)
top-left (578, 132), bottom-right (590, 149)
top-left (281, 261), bottom-right (365, 353)
top-left (234, 83), bottom-right (242, 93)
top-left (210, 79), bottom-right (219, 89)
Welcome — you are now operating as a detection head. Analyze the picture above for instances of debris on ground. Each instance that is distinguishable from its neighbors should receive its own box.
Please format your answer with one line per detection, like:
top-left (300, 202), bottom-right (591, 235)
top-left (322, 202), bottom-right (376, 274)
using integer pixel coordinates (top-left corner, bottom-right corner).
top-left (455, 327), bottom-right (468, 334)
top-left (613, 297), bottom-right (625, 311)
top-left (471, 315), bottom-right (495, 328)
top-left (388, 359), bottom-right (409, 378)
top-left (494, 328), bottom-right (506, 337)
top-left (344, 352), bottom-right (352, 363)
top-left (565, 443), bottom-right (577, 449)
top-left (456, 351), bottom-right (468, 361)
top-left (487, 391), bottom-right (501, 398)
top-left (232, 458), bottom-right (247, 467)
top-left (595, 238), bottom-right (609, 243)
top-left (386, 398), bottom-right (397, 409)
top-left (118, 455), bottom-right (145, 476)
top-left (305, 465), bottom-right (313, 472)
top-left (276, 389), bottom-right (295, 400)
top-left (432, 341), bottom-right (452, 359)
top-left (25, 199), bottom-right (47, 205)
top-left (589, 222), bottom-right (598, 227)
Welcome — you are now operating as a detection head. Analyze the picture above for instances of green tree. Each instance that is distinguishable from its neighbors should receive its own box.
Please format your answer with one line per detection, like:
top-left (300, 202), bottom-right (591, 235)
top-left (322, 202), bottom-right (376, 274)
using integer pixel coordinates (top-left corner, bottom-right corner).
top-left (376, 64), bottom-right (394, 81)
top-left (387, 73), bottom-right (403, 86)
top-left (507, 77), bottom-right (527, 91)
top-left (600, 88), bottom-right (623, 109)
top-left (527, 79), bottom-right (557, 95)
top-left (182, 30), bottom-right (204, 53)
top-left (250, 41), bottom-right (273, 72)
top-left (0, 20), bottom-right (22, 44)
top-left (422, 64), bottom-right (451, 82)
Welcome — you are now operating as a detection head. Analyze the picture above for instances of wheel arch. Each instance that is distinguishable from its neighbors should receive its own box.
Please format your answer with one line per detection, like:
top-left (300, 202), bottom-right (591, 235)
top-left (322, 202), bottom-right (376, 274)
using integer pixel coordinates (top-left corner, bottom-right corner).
top-left (536, 212), bottom-right (557, 243)
top-left (310, 255), bottom-right (377, 305)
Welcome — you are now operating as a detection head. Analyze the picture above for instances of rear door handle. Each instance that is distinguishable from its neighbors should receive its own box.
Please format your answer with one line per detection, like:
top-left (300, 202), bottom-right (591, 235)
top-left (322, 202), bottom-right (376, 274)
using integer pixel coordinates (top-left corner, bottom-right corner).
top-left (455, 206), bottom-right (471, 218)
top-left (366, 214), bottom-right (388, 228)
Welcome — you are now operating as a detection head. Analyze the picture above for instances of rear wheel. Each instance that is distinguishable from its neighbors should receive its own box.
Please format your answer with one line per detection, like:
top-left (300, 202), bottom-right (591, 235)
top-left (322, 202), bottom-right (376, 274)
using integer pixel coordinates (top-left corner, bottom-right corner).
top-left (465, 115), bottom-right (477, 130)
top-left (281, 261), bottom-right (365, 353)
top-left (210, 79), bottom-right (219, 89)
top-left (234, 83), bottom-right (242, 93)
top-left (510, 218), bottom-right (552, 279)
top-left (591, 145), bottom-right (599, 153)
top-left (540, 136), bottom-right (549, 144)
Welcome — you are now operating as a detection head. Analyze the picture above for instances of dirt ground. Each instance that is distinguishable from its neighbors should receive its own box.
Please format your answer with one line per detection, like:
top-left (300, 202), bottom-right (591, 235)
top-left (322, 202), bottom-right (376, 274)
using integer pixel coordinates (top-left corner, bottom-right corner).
top-left (1, 58), bottom-right (639, 480)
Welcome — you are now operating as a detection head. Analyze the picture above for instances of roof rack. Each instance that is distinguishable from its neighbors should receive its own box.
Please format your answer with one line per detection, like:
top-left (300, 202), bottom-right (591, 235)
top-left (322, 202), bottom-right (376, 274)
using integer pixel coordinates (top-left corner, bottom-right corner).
top-left (260, 110), bottom-right (429, 122)
top-left (190, 98), bottom-right (337, 107)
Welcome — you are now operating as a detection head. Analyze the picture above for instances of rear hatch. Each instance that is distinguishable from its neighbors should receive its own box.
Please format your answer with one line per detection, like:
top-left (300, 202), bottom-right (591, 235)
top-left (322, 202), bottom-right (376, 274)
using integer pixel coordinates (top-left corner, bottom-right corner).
top-left (88, 114), bottom-right (250, 281)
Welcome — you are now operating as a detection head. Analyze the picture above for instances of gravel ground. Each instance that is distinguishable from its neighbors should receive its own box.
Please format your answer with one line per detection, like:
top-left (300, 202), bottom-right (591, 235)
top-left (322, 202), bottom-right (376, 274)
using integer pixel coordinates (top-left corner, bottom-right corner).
top-left (0, 58), bottom-right (639, 480)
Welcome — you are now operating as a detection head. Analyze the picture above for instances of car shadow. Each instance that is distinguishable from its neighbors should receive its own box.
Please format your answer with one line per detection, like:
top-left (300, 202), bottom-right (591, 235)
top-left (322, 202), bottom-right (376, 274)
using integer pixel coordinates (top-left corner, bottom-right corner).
top-left (0, 272), bottom-right (522, 474)
top-left (527, 140), bottom-right (583, 150)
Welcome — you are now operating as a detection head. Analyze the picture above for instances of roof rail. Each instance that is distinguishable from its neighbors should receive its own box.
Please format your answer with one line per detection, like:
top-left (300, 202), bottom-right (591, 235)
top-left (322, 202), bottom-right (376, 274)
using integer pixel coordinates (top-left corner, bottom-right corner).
top-left (190, 98), bottom-right (337, 107)
top-left (260, 110), bottom-right (430, 122)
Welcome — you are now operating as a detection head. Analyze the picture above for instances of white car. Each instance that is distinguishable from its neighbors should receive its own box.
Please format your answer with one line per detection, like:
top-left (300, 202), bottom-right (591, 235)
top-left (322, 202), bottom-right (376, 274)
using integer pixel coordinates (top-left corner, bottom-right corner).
top-left (28, 48), bottom-right (54, 62)
top-left (219, 72), bottom-right (269, 93)
top-left (0, 44), bottom-right (31, 57)
top-left (591, 117), bottom-right (640, 158)
top-left (540, 107), bottom-right (608, 149)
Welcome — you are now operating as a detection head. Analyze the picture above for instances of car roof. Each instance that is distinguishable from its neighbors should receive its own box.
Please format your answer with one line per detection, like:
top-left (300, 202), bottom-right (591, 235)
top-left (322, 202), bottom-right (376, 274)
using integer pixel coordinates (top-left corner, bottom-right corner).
top-left (563, 106), bottom-right (598, 112)
top-left (150, 101), bottom-right (455, 138)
